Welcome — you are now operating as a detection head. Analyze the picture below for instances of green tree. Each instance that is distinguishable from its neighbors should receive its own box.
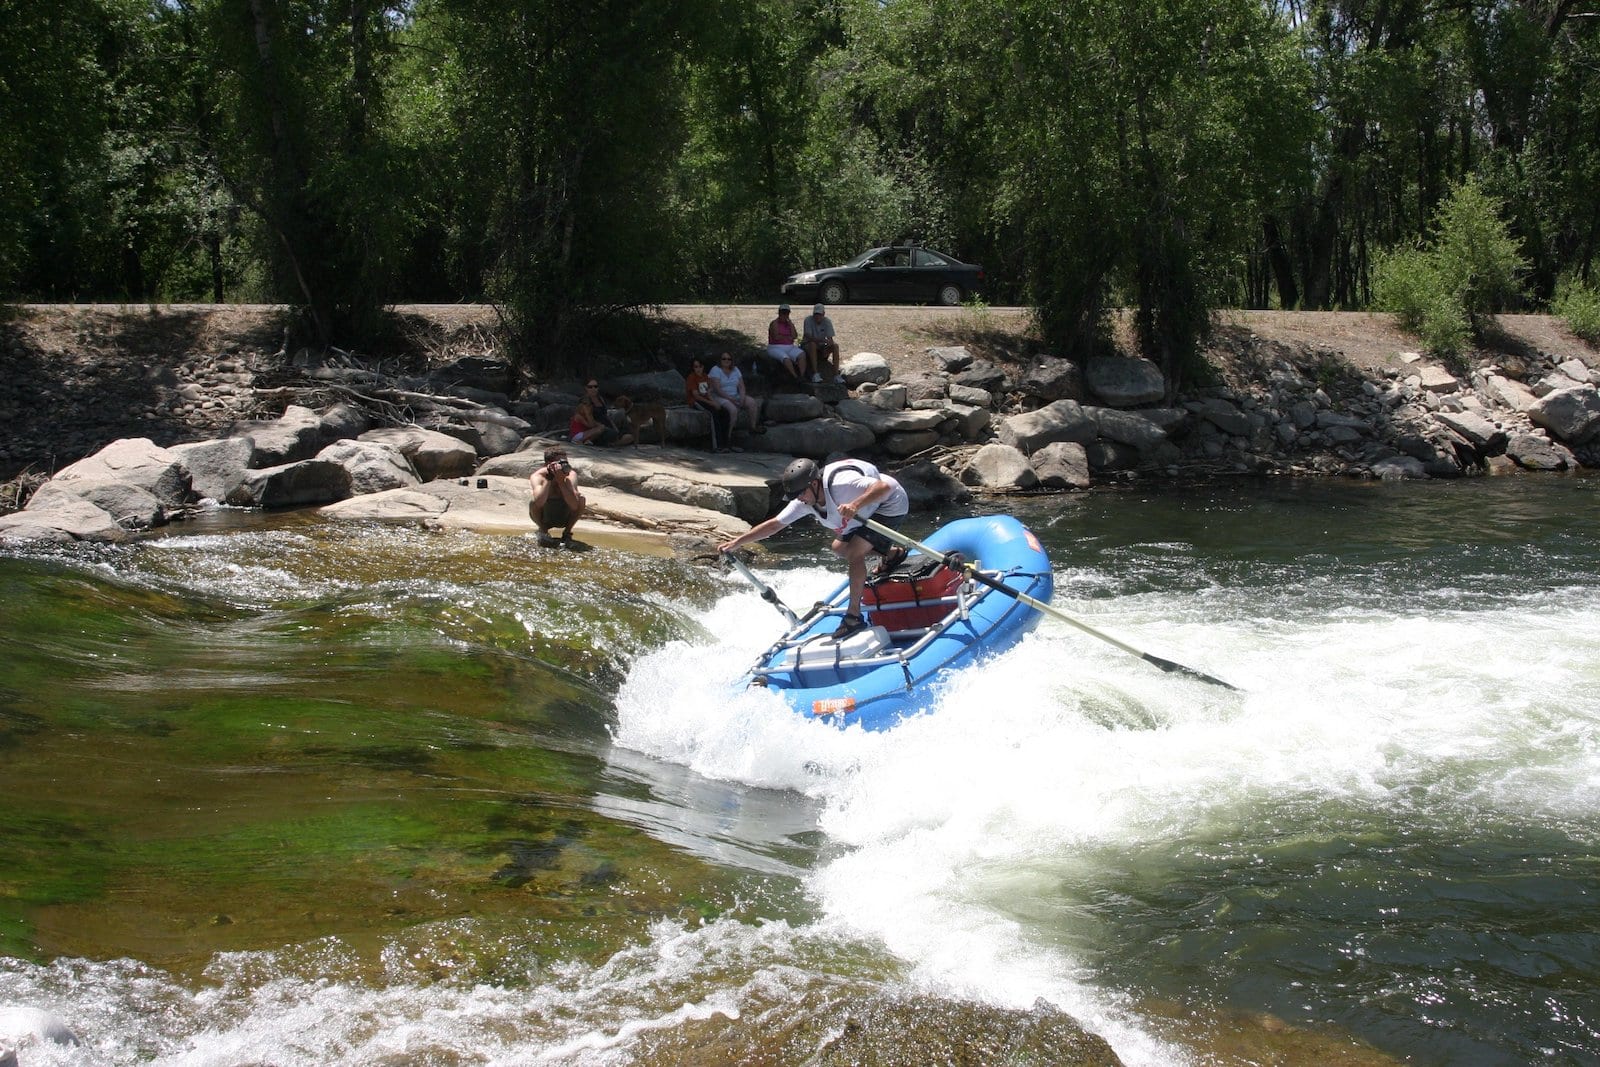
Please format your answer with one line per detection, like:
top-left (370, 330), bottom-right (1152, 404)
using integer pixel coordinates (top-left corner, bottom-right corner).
top-left (435, 0), bottom-right (710, 373)
top-left (844, 0), bottom-right (1309, 389)
top-left (0, 0), bottom-right (118, 296)
top-left (189, 0), bottom-right (421, 343)
top-left (1374, 176), bottom-right (1527, 355)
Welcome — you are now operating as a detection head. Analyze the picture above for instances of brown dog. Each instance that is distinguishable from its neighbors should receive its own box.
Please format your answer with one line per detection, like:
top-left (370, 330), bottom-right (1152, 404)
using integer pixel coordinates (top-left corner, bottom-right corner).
top-left (616, 395), bottom-right (669, 446)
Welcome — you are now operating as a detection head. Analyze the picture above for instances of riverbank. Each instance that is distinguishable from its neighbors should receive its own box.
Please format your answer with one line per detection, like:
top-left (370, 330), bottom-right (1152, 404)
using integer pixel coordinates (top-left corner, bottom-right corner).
top-left (2, 303), bottom-right (1596, 539)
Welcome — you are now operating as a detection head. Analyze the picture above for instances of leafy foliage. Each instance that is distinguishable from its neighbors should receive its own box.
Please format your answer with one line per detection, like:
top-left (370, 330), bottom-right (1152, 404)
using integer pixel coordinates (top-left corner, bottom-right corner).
top-left (1374, 178), bottom-right (1527, 356)
top-left (0, 0), bottom-right (1596, 369)
top-left (1553, 275), bottom-right (1600, 345)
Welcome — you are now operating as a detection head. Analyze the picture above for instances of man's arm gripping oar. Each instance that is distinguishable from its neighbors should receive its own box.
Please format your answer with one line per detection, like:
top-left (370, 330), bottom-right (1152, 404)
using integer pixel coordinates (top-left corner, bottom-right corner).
top-left (857, 516), bottom-right (1239, 691)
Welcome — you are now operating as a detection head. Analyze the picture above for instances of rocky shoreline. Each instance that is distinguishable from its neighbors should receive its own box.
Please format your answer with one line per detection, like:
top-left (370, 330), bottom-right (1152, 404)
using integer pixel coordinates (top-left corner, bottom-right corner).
top-left (2, 305), bottom-right (1597, 551)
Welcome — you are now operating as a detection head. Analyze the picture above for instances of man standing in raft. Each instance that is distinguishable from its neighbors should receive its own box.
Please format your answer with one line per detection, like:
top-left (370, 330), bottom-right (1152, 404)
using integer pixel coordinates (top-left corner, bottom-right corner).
top-left (718, 457), bottom-right (910, 638)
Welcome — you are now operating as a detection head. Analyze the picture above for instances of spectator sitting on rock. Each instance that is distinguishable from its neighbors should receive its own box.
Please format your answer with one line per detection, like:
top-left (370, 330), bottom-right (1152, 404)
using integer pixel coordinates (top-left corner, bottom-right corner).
top-left (765, 303), bottom-right (807, 382)
top-left (686, 356), bottom-right (733, 452)
top-left (571, 379), bottom-right (634, 446)
top-left (803, 303), bottom-right (844, 384)
top-left (707, 352), bottom-right (763, 449)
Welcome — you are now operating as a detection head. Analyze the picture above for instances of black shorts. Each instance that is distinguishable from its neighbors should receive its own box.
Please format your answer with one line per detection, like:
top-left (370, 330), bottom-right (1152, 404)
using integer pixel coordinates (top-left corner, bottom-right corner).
top-left (842, 510), bottom-right (904, 553)
top-left (531, 495), bottom-right (573, 529)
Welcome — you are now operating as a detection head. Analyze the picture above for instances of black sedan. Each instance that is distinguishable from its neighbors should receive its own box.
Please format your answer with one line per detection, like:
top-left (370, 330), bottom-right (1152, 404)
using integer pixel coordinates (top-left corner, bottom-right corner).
top-left (780, 244), bottom-right (984, 306)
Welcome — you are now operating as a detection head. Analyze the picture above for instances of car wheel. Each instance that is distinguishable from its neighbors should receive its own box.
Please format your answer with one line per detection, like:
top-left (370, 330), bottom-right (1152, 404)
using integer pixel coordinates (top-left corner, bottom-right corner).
top-left (936, 284), bottom-right (963, 306)
top-left (820, 280), bottom-right (847, 305)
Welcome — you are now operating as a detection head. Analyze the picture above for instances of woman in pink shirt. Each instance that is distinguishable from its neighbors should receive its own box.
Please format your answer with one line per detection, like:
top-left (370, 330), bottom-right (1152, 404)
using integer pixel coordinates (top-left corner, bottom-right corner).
top-left (766, 304), bottom-right (807, 381)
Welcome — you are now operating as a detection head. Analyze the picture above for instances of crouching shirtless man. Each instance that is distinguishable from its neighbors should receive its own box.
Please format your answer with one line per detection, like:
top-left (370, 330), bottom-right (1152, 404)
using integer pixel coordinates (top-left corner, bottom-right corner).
top-left (529, 445), bottom-right (585, 547)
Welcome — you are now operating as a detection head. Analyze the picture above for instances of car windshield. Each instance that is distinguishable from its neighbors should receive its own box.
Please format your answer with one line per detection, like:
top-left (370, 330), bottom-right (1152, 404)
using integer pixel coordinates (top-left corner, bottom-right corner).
top-left (842, 249), bottom-right (884, 268)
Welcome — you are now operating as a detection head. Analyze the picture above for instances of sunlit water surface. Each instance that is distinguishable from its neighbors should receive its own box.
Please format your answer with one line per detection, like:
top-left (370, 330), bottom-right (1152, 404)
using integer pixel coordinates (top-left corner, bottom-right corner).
top-left (2, 476), bottom-right (1599, 1065)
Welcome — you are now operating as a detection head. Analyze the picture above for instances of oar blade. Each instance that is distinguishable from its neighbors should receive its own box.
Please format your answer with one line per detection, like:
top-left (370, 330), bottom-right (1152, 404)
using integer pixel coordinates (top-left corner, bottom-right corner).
top-left (1141, 652), bottom-right (1239, 691)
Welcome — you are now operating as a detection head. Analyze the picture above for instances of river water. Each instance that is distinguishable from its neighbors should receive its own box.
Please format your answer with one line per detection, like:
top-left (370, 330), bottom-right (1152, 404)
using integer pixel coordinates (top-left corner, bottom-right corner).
top-left (2, 475), bottom-right (1598, 1066)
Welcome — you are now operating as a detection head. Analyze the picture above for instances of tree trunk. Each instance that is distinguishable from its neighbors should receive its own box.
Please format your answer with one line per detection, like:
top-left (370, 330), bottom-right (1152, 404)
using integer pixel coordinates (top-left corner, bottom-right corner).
top-left (245, 0), bottom-right (326, 343)
top-left (1264, 215), bottom-right (1299, 309)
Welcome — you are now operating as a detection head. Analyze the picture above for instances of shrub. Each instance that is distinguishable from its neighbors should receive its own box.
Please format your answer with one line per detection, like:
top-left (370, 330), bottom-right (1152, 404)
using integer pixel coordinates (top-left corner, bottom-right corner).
top-left (1553, 275), bottom-right (1600, 344)
top-left (1372, 177), bottom-right (1525, 358)
top-left (1373, 246), bottom-right (1470, 357)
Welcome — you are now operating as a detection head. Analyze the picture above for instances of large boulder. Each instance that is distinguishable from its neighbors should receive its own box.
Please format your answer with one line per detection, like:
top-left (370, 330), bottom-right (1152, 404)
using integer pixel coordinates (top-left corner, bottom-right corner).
top-left (316, 439), bottom-right (421, 494)
top-left (1505, 431), bottom-right (1576, 471)
top-left (842, 352), bottom-right (892, 388)
top-left (926, 345), bottom-right (974, 372)
top-left (895, 460), bottom-right (971, 509)
top-left (1017, 354), bottom-right (1079, 402)
top-left (1395, 430), bottom-right (1466, 478)
top-left (947, 382), bottom-right (994, 408)
top-left (1032, 441), bottom-right (1092, 489)
top-left (943, 402), bottom-right (990, 441)
top-left (961, 443), bottom-right (1039, 490)
top-left (482, 444), bottom-right (789, 525)
top-left (1416, 364), bottom-right (1460, 393)
top-left (1529, 385), bottom-right (1600, 445)
top-left (835, 397), bottom-right (947, 437)
top-left (359, 426), bottom-right (478, 480)
top-left (1085, 356), bottom-right (1164, 407)
top-left (1480, 373), bottom-right (1538, 414)
top-left (234, 405), bottom-right (327, 467)
top-left (1371, 455), bottom-right (1429, 480)
top-left (997, 399), bottom-right (1098, 453)
top-left (757, 417), bottom-right (876, 461)
top-left (880, 429), bottom-right (942, 458)
top-left (0, 496), bottom-right (127, 542)
top-left (49, 437), bottom-right (193, 509)
top-left (1433, 409), bottom-right (1508, 456)
top-left (951, 359), bottom-right (1008, 393)
top-left (173, 436), bottom-right (255, 501)
top-left (225, 458), bottom-right (353, 508)
top-left (1187, 397), bottom-right (1252, 437)
top-left (865, 383), bottom-right (908, 411)
top-left (902, 377), bottom-right (948, 404)
top-left (1086, 406), bottom-right (1171, 453)
top-left (763, 393), bottom-right (827, 424)
top-left (610, 471), bottom-right (740, 516)
top-left (318, 402), bottom-right (371, 441)
top-left (27, 479), bottom-right (166, 529)
top-left (323, 476), bottom-right (749, 547)
top-left (425, 410), bottom-right (527, 458)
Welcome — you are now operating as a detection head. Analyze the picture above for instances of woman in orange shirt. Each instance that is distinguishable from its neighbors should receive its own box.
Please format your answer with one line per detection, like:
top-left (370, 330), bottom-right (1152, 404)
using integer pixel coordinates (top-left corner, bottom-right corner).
top-left (685, 356), bottom-right (734, 452)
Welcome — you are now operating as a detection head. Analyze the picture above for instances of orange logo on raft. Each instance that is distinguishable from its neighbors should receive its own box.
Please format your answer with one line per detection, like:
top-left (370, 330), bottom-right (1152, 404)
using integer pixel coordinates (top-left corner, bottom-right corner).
top-left (811, 697), bottom-right (857, 718)
top-left (1025, 529), bottom-right (1042, 552)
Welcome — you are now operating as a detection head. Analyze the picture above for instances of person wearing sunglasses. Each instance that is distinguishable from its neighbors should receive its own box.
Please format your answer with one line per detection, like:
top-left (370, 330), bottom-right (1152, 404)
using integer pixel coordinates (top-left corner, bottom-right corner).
top-left (570, 379), bottom-right (633, 446)
top-left (706, 353), bottom-right (763, 447)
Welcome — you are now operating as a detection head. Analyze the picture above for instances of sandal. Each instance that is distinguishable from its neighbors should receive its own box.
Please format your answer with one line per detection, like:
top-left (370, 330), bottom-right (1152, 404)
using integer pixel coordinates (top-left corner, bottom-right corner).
top-left (833, 612), bottom-right (868, 640)
top-left (874, 546), bottom-right (907, 577)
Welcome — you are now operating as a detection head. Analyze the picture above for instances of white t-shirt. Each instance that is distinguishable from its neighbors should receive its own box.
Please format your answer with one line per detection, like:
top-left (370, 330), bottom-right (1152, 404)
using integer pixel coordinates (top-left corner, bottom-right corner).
top-left (708, 364), bottom-right (744, 400)
top-left (772, 459), bottom-right (909, 535)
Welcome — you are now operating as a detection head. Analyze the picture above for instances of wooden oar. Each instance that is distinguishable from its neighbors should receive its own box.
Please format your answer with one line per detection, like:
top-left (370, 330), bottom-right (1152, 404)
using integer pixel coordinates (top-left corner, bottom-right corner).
top-left (858, 516), bottom-right (1239, 691)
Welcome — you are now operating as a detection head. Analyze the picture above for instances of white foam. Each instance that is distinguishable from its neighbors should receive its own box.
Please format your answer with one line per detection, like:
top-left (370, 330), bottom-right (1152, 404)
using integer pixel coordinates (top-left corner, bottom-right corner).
top-left (614, 569), bottom-right (1600, 1065)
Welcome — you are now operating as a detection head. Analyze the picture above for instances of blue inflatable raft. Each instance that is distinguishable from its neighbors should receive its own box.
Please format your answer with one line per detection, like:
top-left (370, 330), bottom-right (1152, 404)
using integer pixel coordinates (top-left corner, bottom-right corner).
top-left (742, 514), bottom-right (1054, 731)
